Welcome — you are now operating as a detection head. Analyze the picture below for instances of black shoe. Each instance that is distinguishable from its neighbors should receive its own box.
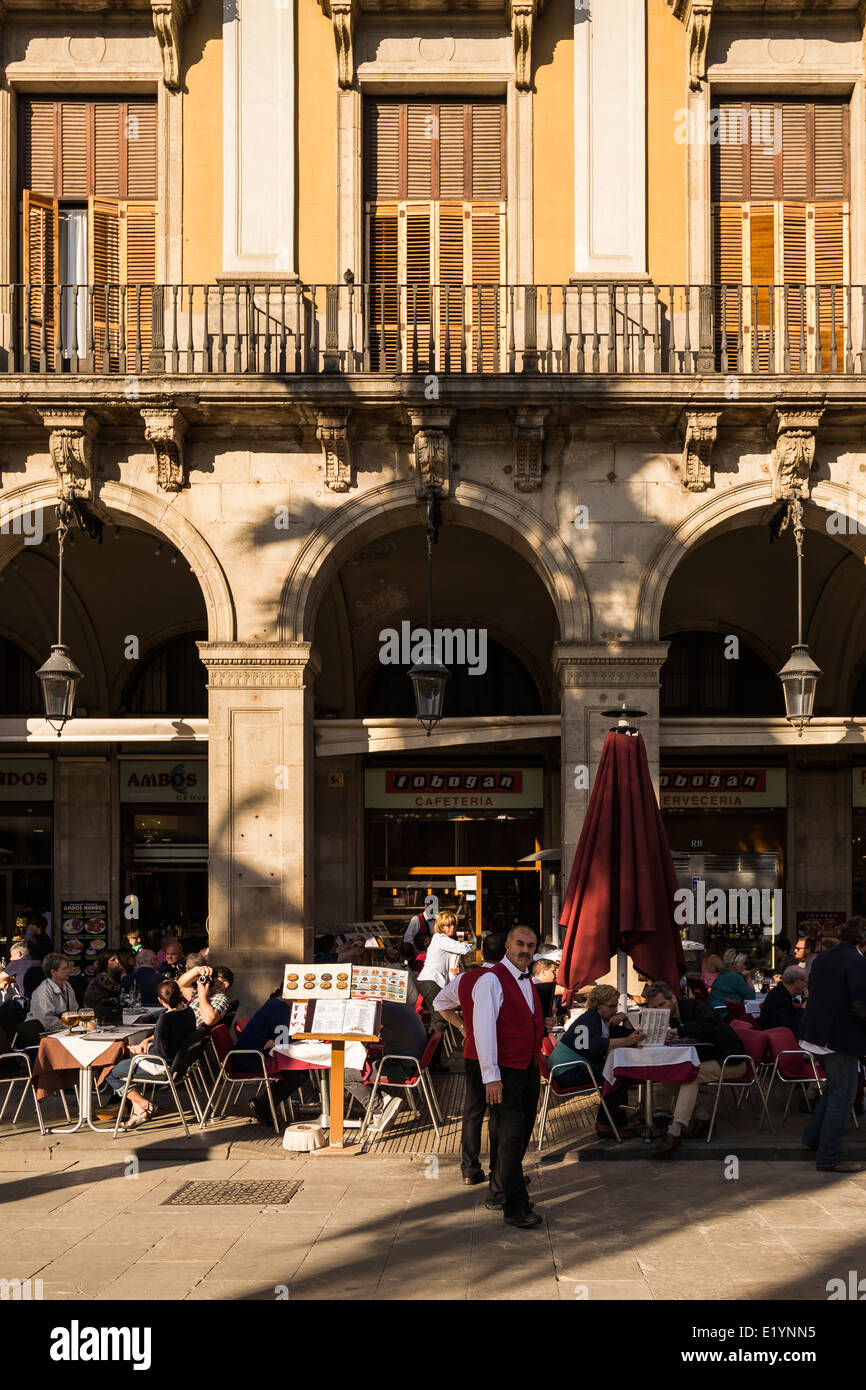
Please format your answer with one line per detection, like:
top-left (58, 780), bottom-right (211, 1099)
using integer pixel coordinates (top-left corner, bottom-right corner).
top-left (463, 1170), bottom-right (485, 1186)
top-left (504, 1209), bottom-right (543, 1229)
top-left (248, 1099), bottom-right (273, 1128)
top-left (485, 1195), bottom-right (505, 1210)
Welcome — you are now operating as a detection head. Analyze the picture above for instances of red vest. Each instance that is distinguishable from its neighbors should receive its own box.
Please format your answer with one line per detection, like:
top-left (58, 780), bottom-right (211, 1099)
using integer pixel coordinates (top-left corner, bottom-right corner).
top-left (458, 967), bottom-right (484, 1061)
top-left (491, 961), bottom-right (545, 1070)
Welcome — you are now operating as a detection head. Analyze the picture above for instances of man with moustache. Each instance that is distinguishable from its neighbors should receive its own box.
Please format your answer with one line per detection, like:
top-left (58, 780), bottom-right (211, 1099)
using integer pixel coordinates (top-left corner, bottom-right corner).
top-left (471, 924), bottom-right (545, 1229)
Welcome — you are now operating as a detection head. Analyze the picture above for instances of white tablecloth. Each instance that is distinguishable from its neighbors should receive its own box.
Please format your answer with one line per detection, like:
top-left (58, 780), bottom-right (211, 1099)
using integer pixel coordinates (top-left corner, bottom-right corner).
top-left (602, 1043), bottom-right (701, 1086)
top-left (273, 1039), bottom-right (369, 1071)
top-left (55, 1026), bottom-right (153, 1068)
top-left (744, 999), bottom-right (763, 1017)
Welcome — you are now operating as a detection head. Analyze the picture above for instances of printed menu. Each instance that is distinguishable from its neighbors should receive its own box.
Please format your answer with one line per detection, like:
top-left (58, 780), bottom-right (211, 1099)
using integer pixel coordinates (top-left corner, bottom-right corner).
top-left (350, 965), bottom-right (409, 1004)
top-left (61, 899), bottom-right (108, 977)
top-left (288, 998), bottom-right (381, 1037)
top-left (638, 1007), bottom-right (670, 1047)
top-left (282, 963), bottom-right (353, 1001)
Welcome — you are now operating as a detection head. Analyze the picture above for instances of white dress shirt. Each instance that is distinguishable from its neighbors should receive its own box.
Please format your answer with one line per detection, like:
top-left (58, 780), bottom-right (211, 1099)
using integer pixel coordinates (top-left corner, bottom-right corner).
top-left (473, 956), bottom-right (537, 1084)
top-left (403, 914), bottom-right (427, 946)
top-left (432, 961), bottom-right (494, 1014)
top-left (417, 933), bottom-right (471, 989)
top-left (27, 977), bottom-right (78, 1034)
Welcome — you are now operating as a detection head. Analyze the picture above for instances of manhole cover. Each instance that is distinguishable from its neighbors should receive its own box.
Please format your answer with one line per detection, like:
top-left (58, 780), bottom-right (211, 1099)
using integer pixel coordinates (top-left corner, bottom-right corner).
top-left (164, 1179), bottom-right (302, 1207)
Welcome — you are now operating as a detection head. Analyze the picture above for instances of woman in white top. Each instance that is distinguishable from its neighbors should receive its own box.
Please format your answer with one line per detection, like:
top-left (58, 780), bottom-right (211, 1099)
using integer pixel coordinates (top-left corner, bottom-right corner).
top-left (418, 912), bottom-right (471, 990)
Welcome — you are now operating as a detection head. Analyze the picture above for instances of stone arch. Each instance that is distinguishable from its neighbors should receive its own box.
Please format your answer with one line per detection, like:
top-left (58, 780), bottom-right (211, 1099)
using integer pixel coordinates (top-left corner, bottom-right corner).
top-left (635, 479), bottom-right (866, 642)
top-left (279, 479), bottom-right (591, 644)
top-left (0, 480), bottom-right (236, 642)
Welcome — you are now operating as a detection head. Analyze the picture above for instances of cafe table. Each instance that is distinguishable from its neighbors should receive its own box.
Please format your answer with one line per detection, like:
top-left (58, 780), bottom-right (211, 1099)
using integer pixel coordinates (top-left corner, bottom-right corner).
top-left (270, 1035), bottom-right (374, 1149)
top-left (602, 1043), bottom-right (701, 1142)
top-left (32, 1024), bottom-right (155, 1134)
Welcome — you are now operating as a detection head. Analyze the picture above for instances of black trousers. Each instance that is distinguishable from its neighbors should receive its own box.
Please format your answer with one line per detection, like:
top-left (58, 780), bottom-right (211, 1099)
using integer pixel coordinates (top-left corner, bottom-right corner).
top-left (488, 1064), bottom-right (541, 1217)
top-left (462, 1057), bottom-right (498, 1177)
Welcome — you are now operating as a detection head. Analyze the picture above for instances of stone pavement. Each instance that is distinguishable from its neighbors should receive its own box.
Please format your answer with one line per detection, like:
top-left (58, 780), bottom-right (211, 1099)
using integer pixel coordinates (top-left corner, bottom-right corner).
top-left (4, 1145), bottom-right (866, 1301)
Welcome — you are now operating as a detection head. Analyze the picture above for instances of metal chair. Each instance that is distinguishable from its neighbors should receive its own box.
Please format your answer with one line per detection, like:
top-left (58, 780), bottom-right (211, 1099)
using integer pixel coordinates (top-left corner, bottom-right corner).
top-left (112, 1025), bottom-right (211, 1139)
top-left (357, 1031), bottom-right (443, 1144)
top-left (535, 1037), bottom-right (623, 1150)
top-left (704, 1051), bottom-right (775, 1141)
top-left (198, 1047), bottom-right (296, 1134)
top-left (0, 1051), bottom-right (46, 1135)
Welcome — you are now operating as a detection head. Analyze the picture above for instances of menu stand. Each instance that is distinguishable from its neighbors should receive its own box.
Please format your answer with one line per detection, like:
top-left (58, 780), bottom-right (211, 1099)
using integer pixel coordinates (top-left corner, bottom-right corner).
top-left (293, 1032), bottom-right (380, 1155)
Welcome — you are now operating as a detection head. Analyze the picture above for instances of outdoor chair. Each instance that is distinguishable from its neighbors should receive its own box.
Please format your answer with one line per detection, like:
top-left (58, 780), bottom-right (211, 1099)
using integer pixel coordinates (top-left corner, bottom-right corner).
top-left (686, 976), bottom-right (709, 1002)
top-left (357, 1030), bottom-right (443, 1144)
top-left (704, 1041), bottom-right (775, 1141)
top-left (198, 1042), bottom-right (297, 1134)
top-left (0, 1050), bottom-right (46, 1135)
top-left (725, 999), bottom-right (747, 1022)
top-left (112, 1024), bottom-right (211, 1139)
top-left (761, 1026), bottom-right (859, 1127)
top-left (535, 1035), bottom-right (623, 1150)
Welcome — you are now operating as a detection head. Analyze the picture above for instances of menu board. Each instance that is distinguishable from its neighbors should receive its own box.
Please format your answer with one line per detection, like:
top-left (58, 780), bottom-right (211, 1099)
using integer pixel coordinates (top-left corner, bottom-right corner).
top-left (351, 964), bottom-right (409, 1004)
top-left (282, 963), bottom-right (352, 1001)
top-left (61, 900), bottom-right (108, 977)
top-left (288, 998), bottom-right (381, 1038)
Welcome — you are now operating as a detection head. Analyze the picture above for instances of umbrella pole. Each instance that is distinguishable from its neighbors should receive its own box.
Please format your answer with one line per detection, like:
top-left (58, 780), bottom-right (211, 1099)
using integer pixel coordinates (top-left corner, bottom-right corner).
top-left (550, 870), bottom-right (560, 949)
top-left (617, 951), bottom-right (628, 1014)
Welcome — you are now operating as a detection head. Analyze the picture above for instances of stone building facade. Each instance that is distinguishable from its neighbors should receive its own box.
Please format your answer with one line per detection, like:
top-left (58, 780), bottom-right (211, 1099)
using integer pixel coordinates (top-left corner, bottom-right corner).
top-left (0, 0), bottom-right (865, 1002)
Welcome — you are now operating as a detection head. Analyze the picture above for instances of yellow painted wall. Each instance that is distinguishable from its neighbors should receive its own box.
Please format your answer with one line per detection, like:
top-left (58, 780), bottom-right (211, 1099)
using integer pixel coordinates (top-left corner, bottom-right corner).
top-left (182, 0), bottom-right (222, 282)
top-left (298, 0), bottom-right (338, 284)
top-left (533, 0), bottom-right (573, 285)
top-left (647, 0), bottom-right (688, 285)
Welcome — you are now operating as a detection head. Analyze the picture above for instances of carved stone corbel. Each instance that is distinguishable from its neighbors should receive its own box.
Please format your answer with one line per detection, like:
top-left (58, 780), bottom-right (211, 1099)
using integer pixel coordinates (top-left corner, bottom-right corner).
top-left (319, 0), bottom-right (355, 90)
top-left (409, 409), bottom-right (455, 497)
top-left (150, 0), bottom-right (198, 92)
top-left (675, 410), bottom-right (721, 492)
top-left (39, 410), bottom-right (99, 503)
top-left (512, 408), bottom-right (546, 492)
top-left (771, 409), bottom-right (824, 502)
top-left (141, 405), bottom-right (188, 493)
top-left (667, 0), bottom-right (713, 91)
top-left (510, 0), bottom-right (537, 93)
top-left (316, 412), bottom-right (353, 493)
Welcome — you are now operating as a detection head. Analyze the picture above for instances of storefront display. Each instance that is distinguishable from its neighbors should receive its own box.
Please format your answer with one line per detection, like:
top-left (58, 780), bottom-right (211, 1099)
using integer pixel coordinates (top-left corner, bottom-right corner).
top-left (0, 758), bottom-right (53, 954)
top-left (61, 899), bottom-right (108, 977)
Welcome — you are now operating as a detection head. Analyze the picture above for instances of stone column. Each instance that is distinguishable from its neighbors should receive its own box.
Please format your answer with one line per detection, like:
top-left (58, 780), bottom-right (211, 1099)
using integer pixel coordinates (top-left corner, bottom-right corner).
top-left (55, 758), bottom-right (114, 936)
top-left (786, 761), bottom-right (852, 937)
top-left (199, 642), bottom-right (319, 1009)
top-left (554, 641), bottom-right (669, 883)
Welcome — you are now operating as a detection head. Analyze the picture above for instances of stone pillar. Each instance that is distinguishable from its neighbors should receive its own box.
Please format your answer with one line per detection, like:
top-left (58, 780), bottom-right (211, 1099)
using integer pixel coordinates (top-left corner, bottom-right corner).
top-left (786, 761), bottom-right (852, 936)
top-left (199, 642), bottom-right (319, 1010)
top-left (55, 757), bottom-right (114, 936)
top-left (554, 642), bottom-right (669, 884)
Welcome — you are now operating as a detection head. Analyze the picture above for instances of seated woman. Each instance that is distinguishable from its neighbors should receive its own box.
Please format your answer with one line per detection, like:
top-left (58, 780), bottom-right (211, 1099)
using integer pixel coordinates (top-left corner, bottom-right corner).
top-left (84, 950), bottom-right (125, 1023)
top-left (708, 950), bottom-right (756, 1014)
top-left (547, 983), bottom-right (645, 1138)
top-left (700, 953), bottom-right (723, 990)
top-left (101, 978), bottom-right (197, 1129)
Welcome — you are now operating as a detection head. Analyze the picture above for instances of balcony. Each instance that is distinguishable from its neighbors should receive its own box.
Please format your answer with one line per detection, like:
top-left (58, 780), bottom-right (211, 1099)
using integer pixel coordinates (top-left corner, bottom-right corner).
top-left (0, 281), bottom-right (863, 379)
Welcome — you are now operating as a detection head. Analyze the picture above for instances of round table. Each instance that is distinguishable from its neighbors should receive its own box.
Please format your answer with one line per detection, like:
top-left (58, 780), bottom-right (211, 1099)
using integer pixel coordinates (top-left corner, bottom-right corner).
top-left (32, 1025), bottom-right (154, 1134)
top-left (602, 1043), bottom-right (701, 1142)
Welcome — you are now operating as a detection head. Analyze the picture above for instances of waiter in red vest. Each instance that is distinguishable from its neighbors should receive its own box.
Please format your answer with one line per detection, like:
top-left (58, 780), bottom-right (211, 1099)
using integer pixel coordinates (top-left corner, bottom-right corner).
top-left (472, 923), bottom-right (545, 1229)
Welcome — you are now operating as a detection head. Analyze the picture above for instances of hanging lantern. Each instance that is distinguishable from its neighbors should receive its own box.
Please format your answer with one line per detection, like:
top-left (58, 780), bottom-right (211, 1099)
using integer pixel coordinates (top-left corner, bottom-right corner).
top-left (778, 644), bottom-right (821, 735)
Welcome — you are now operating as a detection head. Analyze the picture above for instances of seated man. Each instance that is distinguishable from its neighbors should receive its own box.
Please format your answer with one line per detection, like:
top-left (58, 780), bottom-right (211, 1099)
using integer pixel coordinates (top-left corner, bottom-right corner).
top-left (531, 957), bottom-right (559, 1020)
top-left (643, 980), bottom-right (747, 1156)
top-left (757, 966), bottom-right (808, 1036)
top-left (237, 994), bottom-right (313, 1127)
top-left (547, 984), bottom-right (643, 1139)
top-left (100, 978), bottom-right (198, 1128)
top-left (156, 940), bottom-right (186, 981)
top-left (177, 962), bottom-right (231, 1025)
top-left (0, 963), bottom-right (27, 1042)
top-left (344, 1000), bottom-right (428, 1138)
top-left (6, 942), bottom-right (44, 1002)
top-left (120, 949), bottom-right (162, 1005)
top-left (26, 953), bottom-right (79, 1034)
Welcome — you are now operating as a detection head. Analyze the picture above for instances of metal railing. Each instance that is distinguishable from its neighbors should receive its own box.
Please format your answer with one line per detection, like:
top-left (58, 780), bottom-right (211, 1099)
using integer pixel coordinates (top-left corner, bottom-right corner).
top-left (0, 281), bottom-right (862, 377)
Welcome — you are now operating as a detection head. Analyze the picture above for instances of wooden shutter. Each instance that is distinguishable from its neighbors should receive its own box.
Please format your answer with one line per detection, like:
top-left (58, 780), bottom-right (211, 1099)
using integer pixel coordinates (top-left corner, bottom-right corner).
top-left (365, 101), bottom-right (400, 199)
top-left (367, 207), bottom-right (399, 369)
top-left (89, 196), bottom-right (121, 370)
top-left (60, 102), bottom-right (89, 199)
top-left (437, 203), bottom-right (464, 367)
top-left (405, 204), bottom-right (433, 369)
top-left (713, 203), bottom-right (743, 368)
top-left (21, 100), bottom-right (57, 196)
top-left (467, 203), bottom-right (504, 370)
top-left (814, 202), bottom-right (847, 371)
top-left (406, 106), bottom-right (433, 199)
top-left (122, 201), bottom-right (157, 370)
top-left (93, 102), bottom-right (121, 197)
top-left (471, 105), bottom-right (504, 199)
top-left (126, 102), bottom-right (158, 199)
top-left (438, 106), bottom-right (465, 199)
top-left (22, 190), bottom-right (58, 367)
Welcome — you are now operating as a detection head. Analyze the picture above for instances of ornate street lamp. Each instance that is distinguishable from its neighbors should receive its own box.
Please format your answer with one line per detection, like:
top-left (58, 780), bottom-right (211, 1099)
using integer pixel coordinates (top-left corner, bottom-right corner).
top-left (36, 504), bottom-right (82, 736)
top-left (776, 498), bottom-right (821, 736)
top-left (408, 483), bottom-right (449, 735)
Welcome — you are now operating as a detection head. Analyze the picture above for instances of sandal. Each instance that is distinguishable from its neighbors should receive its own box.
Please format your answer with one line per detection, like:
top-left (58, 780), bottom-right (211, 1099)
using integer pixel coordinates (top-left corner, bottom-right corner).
top-left (120, 1101), bottom-right (154, 1131)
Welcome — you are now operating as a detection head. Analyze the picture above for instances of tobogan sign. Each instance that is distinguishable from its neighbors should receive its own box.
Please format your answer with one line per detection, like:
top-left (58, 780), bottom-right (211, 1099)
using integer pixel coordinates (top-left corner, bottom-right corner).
top-left (660, 767), bottom-right (787, 810)
top-left (365, 767), bottom-right (544, 810)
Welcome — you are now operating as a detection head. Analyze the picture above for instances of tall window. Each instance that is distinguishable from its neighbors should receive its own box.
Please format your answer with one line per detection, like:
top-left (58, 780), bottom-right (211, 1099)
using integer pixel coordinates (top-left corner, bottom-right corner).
top-left (711, 99), bottom-right (849, 372)
top-left (19, 97), bottom-right (158, 368)
top-left (365, 98), bottom-right (506, 371)
top-left (122, 633), bottom-right (207, 717)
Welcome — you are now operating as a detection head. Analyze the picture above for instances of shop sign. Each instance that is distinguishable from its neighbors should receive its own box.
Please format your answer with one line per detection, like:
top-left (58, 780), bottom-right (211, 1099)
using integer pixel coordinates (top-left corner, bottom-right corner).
top-left (0, 758), bottom-right (53, 799)
top-left (119, 759), bottom-right (207, 803)
top-left (365, 767), bottom-right (543, 810)
top-left (795, 910), bottom-right (846, 950)
top-left (660, 767), bottom-right (787, 810)
top-left (61, 899), bottom-right (108, 973)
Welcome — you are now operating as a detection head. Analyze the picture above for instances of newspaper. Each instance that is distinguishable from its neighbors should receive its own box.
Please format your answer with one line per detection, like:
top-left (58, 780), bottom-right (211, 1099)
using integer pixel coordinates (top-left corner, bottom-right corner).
top-left (637, 1007), bottom-right (670, 1047)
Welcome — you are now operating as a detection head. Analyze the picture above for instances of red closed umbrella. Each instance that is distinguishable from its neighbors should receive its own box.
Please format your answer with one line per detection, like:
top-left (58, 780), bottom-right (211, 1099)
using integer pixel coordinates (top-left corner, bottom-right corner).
top-left (557, 727), bottom-right (685, 996)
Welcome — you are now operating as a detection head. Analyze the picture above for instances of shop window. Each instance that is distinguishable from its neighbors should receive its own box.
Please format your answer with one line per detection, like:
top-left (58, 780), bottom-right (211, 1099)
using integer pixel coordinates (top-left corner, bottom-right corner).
top-left (660, 631), bottom-right (783, 717)
top-left (0, 636), bottom-right (42, 714)
top-left (362, 638), bottom-right (542, 718)
top-left (851, 667), bottom-right (866, 716)
top-left (121, 632), bottom-right (207, 716)
top-left (19, 96), bottom-right (158, 367)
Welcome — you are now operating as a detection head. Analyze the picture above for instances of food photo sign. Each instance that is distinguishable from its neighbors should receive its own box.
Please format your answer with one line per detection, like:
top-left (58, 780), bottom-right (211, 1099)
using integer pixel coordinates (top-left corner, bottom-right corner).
top-left (61, 900), bottom-right (108, 978)
top-left (281, 963), bottom-right (352, 1000)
